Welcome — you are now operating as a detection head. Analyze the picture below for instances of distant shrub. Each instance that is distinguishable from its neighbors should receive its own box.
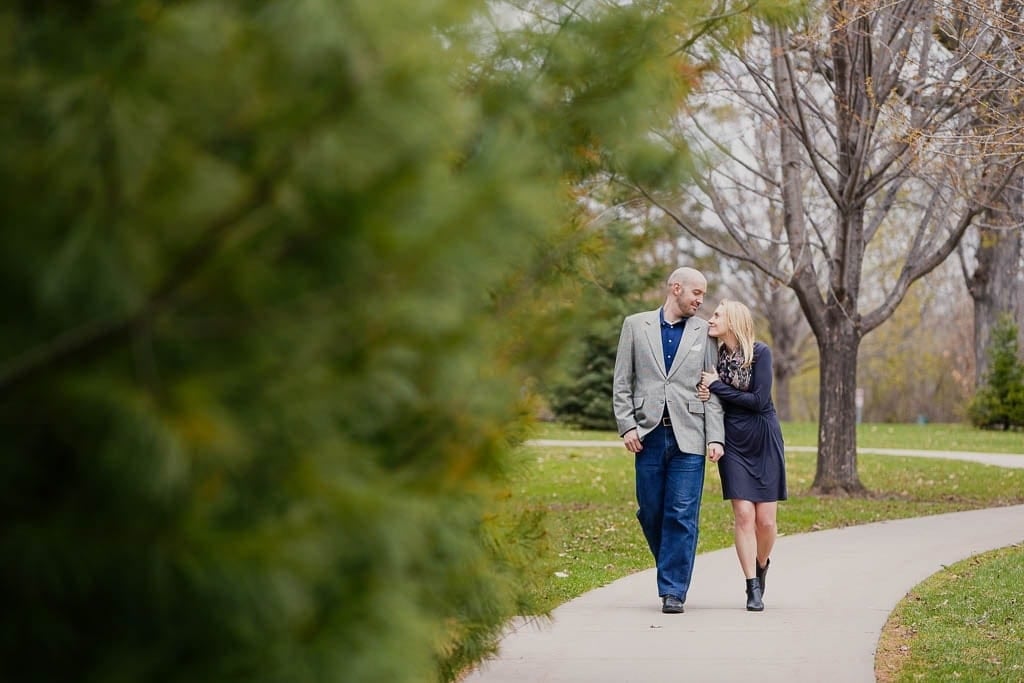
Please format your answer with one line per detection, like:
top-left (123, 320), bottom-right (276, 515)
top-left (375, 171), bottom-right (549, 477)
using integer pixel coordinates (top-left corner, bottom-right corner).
top-left (549, 324), bottom-right (620, 431)
top-left (968, 316), bottom-right (1024, 430)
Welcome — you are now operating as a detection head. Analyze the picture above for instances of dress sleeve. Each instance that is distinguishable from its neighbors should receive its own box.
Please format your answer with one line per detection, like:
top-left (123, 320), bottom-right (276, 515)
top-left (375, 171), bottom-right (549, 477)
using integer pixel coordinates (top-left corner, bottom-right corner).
top-left (709, 343), bottom-right (774, 412)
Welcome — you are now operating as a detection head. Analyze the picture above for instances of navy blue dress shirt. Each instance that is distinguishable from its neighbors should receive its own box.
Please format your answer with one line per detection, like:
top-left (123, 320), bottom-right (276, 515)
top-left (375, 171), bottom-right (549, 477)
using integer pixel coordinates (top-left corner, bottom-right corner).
top-left (660, 307), bottom-right (686, 373)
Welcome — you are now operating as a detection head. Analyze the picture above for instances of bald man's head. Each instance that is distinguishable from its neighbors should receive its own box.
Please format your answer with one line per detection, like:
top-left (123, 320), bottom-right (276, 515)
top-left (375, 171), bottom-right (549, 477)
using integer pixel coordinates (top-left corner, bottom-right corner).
top-left (667, 267), bottom-right (706, 290)
top-left (664, 267), bottom-right (707, 320)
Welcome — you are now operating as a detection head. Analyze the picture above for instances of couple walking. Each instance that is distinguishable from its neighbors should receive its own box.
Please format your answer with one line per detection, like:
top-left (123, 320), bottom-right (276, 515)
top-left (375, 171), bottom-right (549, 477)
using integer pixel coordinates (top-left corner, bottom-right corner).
top-left (612, 266), bottom-right (787, 613)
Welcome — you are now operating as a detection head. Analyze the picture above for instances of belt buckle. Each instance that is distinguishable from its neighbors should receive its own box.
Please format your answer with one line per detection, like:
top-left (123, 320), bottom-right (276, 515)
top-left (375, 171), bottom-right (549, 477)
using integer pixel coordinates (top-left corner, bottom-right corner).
top-left (662, 416), bottom-right (672, 427)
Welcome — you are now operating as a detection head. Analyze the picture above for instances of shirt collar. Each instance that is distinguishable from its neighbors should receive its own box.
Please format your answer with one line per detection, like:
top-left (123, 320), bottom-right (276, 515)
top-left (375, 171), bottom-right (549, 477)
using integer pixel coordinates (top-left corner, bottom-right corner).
top-left (660, 307), bottom-right (683, 327)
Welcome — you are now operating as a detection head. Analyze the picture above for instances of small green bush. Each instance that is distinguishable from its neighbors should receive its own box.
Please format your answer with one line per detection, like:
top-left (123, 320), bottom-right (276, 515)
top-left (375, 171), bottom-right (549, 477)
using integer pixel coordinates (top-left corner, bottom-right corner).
top-left (968, 316), bottom-right (1024, 430)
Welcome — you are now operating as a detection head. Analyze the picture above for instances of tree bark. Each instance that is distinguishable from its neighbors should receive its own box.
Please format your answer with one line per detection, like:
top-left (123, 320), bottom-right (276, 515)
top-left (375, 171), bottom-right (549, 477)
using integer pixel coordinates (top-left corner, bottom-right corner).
top-left (763, 283), bottom-right (808, 422)
top-left (966, 185), bottom-right (1024, 384)
top-left (812, 313), bottom-right (866, 494)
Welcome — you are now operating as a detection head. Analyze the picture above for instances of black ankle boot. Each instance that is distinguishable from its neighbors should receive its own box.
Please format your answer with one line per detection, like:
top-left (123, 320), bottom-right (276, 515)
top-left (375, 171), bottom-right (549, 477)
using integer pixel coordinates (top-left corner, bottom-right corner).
top-left (756, 558), bottom-right (770, 596)
top-left (745, 577), bottom-right (764, 612)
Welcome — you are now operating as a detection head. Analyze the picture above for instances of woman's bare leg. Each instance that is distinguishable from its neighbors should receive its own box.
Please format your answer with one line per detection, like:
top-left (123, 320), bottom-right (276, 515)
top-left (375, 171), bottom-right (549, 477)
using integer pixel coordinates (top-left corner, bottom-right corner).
top-left (731, 499), bottom-right (757, 578)
top-left (754, 501), bottom-right (778, 568)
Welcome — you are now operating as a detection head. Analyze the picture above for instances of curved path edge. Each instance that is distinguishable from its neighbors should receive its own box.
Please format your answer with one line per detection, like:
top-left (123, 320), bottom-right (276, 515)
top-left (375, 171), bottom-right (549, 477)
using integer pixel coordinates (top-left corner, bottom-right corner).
top-left (465, 502), bottom-right (1024, 682)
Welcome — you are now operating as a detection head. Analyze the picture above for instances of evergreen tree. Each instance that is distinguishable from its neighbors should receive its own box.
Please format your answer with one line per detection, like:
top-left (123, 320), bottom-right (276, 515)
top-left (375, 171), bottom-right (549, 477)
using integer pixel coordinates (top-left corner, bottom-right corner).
top-left (968, 316), bottom-right (1024, 430)
top-left (1, 1), bottom-right (775, 681)
top-left (549, 321), bottom-right (621, 430)
top-left (547, 222), bottom-right (666, 430)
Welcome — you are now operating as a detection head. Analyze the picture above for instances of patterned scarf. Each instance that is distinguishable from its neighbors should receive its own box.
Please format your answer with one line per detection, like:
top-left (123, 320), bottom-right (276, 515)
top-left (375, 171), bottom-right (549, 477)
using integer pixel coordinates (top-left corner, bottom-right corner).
top-left (718, 345), bottom-right (752, 391)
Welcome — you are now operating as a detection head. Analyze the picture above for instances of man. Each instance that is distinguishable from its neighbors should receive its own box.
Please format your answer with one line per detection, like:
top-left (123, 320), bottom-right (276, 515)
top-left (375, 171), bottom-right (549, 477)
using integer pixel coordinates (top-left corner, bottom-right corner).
top-left (612, 266), bottom-right (724, 614)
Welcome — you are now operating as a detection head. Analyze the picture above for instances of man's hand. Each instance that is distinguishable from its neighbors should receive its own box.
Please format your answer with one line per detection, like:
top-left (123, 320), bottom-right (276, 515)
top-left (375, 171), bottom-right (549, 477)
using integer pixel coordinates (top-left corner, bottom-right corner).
top-left (622, 428), bottom-right (642, 453)
top-left (707, 442), bottom-right (724, 462)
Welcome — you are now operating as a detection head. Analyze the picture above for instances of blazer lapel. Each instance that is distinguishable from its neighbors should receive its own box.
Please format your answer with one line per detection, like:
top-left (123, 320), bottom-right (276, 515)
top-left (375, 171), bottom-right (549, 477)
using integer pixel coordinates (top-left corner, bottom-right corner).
top-left (641, 310), bottom-right (667, 378)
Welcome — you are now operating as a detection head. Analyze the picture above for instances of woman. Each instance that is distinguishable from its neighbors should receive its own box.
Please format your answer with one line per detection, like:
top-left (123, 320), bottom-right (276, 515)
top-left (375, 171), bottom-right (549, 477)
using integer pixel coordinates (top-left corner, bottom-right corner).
top-left (699, 300), bottom-right (787, 611)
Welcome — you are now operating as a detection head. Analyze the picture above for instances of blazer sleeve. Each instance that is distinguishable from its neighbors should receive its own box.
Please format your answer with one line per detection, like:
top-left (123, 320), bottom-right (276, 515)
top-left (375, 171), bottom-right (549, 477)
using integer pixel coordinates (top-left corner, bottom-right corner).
top-left (703, 335), bottom-right (725, 444)
top-left (612, 315), bottom-right (638, 436)
top-left (709, 342), bottom-right (774, 412)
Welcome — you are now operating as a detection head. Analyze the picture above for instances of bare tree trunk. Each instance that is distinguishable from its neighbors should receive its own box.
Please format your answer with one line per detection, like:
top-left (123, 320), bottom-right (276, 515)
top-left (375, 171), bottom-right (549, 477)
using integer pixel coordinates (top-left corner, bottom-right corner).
top-left (774, 371), bottom-right (793, 420)
top-left (966, 186), bottom-right (1024, 384)
top-left (813, 314), bottom-right (866, 493)
top-left (763, 284), bottom-right (807, 421)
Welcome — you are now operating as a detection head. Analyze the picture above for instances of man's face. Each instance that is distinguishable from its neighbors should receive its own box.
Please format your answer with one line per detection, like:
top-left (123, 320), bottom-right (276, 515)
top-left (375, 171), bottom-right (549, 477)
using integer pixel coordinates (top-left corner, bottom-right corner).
top-left (673, 278), bottom-right (706, 316)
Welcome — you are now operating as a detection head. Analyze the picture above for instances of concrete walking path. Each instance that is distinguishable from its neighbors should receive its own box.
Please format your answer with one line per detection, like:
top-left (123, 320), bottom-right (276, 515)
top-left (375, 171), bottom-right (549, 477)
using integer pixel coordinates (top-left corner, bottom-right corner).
top-left (465, 445), bottom-right (1024, 683)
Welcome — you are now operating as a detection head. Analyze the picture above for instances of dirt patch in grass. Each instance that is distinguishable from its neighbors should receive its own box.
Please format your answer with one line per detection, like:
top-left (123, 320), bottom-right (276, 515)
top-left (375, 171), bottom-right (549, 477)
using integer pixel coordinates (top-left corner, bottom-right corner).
top-left (874, 600), bottom-right (920, 682)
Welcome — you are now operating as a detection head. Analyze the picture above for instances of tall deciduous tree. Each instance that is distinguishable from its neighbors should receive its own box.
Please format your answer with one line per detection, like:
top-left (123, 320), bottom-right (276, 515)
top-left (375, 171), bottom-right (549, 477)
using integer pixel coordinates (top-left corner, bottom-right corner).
top-left (633, 0), bottom-right (1024, 493)
top-left (934, 1), bottom-right (1024, 385)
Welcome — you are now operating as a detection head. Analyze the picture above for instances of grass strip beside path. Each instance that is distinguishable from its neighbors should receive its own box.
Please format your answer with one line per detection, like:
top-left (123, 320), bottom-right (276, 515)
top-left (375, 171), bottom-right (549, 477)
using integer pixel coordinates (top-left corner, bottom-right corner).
top-left (876, 544), bottom-right (1024, 682)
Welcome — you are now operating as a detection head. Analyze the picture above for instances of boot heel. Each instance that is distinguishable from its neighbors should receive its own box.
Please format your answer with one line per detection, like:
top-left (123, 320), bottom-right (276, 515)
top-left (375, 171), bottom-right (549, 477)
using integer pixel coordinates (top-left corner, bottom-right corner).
top-left (756, 558), bottom-right (770, 597)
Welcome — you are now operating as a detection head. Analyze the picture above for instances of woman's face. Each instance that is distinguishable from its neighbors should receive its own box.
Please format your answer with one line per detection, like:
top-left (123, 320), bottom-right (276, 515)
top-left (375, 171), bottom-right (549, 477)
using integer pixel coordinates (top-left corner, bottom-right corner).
top-left (707, 306), bottom-right (729, 339)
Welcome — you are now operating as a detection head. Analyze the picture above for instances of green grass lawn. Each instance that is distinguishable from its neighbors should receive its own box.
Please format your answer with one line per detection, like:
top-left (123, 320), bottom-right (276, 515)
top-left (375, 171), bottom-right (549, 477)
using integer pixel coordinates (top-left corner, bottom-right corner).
top-left (504, 421), bottom-right (1024, 680)
top-left (876, 544), bottom-right (1024, 682)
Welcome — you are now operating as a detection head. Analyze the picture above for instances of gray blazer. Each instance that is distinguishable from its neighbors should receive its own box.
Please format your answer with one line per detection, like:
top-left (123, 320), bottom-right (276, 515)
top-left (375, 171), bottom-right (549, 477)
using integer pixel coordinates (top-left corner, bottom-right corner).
top-left (612, 309), bottom-right (725, 454)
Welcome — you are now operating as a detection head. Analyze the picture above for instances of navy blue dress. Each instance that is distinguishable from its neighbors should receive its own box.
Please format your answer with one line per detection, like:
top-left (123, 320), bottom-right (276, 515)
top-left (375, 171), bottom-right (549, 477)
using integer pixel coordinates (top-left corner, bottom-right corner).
top-left (709, 341), bottom-right (787, 502)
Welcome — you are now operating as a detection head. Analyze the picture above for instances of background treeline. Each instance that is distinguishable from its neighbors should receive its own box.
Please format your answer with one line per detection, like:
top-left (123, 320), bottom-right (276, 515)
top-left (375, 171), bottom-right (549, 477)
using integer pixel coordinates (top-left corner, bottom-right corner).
top-left (547, 248), bottom-right (1024, 429)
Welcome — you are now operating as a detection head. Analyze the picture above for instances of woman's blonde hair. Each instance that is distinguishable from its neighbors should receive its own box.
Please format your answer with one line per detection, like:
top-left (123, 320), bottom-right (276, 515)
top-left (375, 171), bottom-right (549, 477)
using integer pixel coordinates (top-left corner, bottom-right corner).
top-left (717, 299), bottom-right (756, 367)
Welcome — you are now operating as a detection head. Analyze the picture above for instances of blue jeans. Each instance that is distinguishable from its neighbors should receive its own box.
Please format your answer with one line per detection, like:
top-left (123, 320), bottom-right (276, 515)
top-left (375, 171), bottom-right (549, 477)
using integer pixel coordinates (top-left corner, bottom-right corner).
top-left (634, 423), bottom-right (706, 601)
